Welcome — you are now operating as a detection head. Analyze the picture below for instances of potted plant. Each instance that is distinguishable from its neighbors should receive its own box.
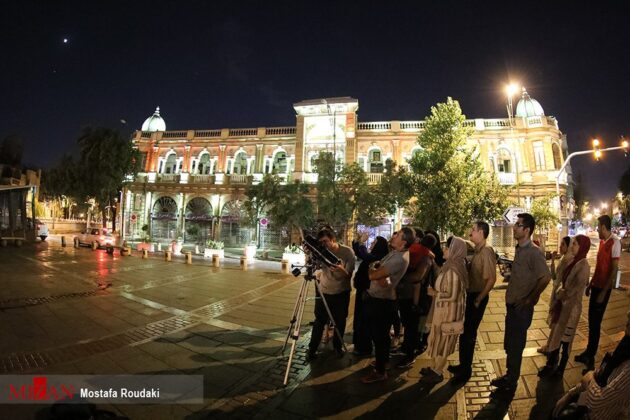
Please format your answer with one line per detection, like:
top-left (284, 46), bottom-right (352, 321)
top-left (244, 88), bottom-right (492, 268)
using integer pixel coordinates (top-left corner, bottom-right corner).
top-left (282, 243), bottom-right (305, 266)
top-left (186, 224), bottom-right (200, 244)
top-left (137, 224), bottom-right (154, 252)
top-left (204, 239), bottom-right (224, 259)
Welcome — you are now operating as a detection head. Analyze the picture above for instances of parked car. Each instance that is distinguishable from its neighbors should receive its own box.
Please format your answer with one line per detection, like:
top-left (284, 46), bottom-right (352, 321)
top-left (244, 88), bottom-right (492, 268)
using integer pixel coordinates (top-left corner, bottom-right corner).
top-left (35, 219), bottom-right (48, 241)
top-left (75, 228), bottom-right (119, 248)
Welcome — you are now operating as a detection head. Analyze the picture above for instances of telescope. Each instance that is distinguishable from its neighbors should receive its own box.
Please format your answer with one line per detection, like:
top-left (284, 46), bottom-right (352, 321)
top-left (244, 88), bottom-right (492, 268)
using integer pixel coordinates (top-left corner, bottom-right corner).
top-left (301, 235), bottom-right (341, 268)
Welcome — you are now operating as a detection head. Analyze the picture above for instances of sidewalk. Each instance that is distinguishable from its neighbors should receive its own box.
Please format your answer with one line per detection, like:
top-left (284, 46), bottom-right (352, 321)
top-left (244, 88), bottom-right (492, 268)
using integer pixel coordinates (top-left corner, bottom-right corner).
top-left (0, 238), bottom-right (627, 419)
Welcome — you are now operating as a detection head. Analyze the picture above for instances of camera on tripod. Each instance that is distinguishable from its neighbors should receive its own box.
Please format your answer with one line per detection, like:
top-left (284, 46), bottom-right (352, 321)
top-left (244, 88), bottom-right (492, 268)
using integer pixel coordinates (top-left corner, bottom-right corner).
top-left (291, 235), bottom-right (341, 277)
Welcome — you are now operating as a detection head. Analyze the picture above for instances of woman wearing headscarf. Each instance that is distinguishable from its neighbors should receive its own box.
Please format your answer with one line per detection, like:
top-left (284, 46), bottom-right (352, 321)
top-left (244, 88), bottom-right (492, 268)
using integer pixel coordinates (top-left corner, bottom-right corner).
top-left (420, 236), bottom-right (468, 384)
top-left (352, 236), bottom-right (389, 356)
top-left (539, 234), bottom-right (591, 378)
top-left (538, 236), bottom-right (573, 354)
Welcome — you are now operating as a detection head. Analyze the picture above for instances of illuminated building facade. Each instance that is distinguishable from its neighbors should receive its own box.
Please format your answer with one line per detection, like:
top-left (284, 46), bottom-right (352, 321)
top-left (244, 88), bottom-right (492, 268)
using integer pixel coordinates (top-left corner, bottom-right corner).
top-left (122, 91), bottom-right (569, 248)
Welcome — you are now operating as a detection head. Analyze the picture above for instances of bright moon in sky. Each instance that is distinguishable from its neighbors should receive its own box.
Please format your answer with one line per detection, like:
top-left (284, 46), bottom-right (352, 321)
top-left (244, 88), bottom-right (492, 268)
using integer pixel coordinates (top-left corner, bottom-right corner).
top-left (63, 38), bottom-right (68, 43)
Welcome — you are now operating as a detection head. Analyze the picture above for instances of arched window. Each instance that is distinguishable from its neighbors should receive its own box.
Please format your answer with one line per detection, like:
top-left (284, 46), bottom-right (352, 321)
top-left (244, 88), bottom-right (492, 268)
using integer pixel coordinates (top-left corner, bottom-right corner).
top-left (368, 149), bottom-right (383, 173)
top-left (272, 151), bottom-right (287, 174)
top-left (497, 149), bottom-right (512, 173)
top-left (185, 197), bottom-right (213, 244)
top-left (151, 196), bottom-right (178, 240)
top-left (552, 143), bottom-right (562, 170)
top-left (163, 154), bottom-right (177, 174)
top-left (310, 154), bottom-right (318, 172)
top-left (233, 151), bottom-right (248, 175)
top-left (197, 154), bottom-right (210, 174)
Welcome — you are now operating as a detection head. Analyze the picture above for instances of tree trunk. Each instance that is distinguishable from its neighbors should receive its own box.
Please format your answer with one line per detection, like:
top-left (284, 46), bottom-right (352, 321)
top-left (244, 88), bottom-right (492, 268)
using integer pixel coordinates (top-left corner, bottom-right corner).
top-left (112, 205), bottom-right (117, 232)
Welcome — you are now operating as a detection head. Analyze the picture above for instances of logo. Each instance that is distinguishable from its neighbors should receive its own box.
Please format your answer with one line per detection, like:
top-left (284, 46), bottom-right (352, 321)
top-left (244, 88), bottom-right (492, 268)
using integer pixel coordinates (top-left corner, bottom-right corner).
top-left (8, 376), bottom-right (75, 401)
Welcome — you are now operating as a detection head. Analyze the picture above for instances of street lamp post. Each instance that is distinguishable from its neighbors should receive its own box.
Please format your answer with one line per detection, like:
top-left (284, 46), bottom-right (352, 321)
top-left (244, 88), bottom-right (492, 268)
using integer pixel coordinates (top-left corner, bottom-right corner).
top-left (505, 83), bottom-right (519, 126)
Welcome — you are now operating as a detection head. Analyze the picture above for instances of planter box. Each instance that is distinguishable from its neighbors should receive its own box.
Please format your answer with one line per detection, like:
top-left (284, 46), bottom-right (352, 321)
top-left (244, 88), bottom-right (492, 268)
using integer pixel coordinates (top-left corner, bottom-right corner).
top-left (204, 248), bottom-right (224, 259)
top-left (136, 242), bottom-right (154, 252)
top-left (282, 253), bottom-right (306, 266)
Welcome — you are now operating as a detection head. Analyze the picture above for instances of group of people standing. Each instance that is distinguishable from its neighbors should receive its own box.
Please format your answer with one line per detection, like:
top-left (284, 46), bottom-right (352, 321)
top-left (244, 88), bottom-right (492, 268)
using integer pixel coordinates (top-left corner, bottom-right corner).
top-left (305, 213), bottom-right (627, 416)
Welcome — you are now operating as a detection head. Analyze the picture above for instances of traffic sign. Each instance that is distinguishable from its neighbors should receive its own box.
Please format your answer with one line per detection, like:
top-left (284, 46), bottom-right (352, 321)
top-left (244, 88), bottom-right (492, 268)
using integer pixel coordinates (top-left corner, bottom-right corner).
top-left (502, 207), bottom-right (525, 224)
top-left (260, 217), bottom-right (269, 227)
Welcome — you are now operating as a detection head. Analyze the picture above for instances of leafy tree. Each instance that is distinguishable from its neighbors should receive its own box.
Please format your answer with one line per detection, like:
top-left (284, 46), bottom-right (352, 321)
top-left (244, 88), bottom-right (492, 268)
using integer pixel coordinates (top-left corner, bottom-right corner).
top-left (266, 179), bottom-right (314, 237)
top-left (315, 151), bottom-right (352, 229)
top-left (572, 170), bottom-right (588, 221)
top-left (243, 174), bottom-right (283, 244)
top-left (40, 154), bottom-right (80, 221)
top-left (0, 135), bottom-right (24, 167)
top-left (74, 127), bottom-right (140, 231)
top-left (315, 152), bottom-right (391, 237)
top-left (378, 160), bottom-right (414, 224)
top-left (407, 97), bottom-right (509, 235)
top-left (619, 165), bottom-right (630, 196)
top-left (529, 194), bottom-right (560, 250)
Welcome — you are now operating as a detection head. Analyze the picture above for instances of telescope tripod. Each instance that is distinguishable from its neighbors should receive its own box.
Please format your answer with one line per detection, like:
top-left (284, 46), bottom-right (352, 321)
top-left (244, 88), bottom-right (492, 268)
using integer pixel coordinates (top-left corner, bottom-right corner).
top-left (281, 263), bottom-right (347, 385)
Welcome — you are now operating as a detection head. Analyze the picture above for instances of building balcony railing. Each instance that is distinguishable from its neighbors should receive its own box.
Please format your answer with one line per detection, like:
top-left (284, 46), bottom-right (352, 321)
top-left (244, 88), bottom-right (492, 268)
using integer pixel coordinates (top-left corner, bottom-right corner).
top-left (229, 174), bottom-right (248, 184)
top-left (158, 174), bottom-right (179, 183)
top-left (497, 172), bottom-right (517, 185)
top-left (190, 174), bottom-right (213, 184)
top-left (135, 115), bottom-right (558, 144)
top-left (368, 173), bottom-right (384, 184)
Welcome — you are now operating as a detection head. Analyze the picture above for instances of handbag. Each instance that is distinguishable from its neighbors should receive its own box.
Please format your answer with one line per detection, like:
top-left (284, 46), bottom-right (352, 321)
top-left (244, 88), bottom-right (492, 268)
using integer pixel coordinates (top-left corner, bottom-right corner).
top-left (441, 320), bottom-right (464, 335)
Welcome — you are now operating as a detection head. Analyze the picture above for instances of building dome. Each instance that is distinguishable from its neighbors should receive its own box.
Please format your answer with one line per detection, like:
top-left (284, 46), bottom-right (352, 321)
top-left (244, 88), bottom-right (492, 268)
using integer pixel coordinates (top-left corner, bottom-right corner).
top-left (515, 88), bottom-right (544, 117)
top-left (141, 106), bottom-right (166, 132)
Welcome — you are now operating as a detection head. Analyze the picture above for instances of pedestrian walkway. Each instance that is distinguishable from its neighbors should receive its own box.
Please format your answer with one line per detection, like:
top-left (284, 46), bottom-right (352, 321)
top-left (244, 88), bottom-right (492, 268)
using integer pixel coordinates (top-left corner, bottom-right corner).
top-left (0, 237), bottom-right (627, 419)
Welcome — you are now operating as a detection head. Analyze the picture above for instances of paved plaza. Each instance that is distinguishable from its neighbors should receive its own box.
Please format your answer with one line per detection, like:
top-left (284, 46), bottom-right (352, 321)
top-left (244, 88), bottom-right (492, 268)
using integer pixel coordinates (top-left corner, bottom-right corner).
top-left (0, 236), bottom-right (628, 419)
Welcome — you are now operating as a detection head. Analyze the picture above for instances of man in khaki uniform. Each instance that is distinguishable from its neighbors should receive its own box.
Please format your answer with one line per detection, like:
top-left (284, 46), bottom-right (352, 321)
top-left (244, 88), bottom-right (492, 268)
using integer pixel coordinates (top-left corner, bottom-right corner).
top-left (449, 221), bottom-right (496, 381)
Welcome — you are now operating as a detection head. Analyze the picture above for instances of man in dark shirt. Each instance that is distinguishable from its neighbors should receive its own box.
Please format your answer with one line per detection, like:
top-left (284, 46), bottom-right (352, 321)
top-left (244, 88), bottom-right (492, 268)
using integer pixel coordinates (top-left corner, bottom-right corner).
top-left (491, 213), bottom-right (550, 398)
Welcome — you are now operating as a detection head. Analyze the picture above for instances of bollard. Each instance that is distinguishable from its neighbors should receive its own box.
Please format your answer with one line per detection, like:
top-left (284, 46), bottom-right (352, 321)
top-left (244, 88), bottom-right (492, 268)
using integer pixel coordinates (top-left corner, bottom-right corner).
top-left (91, 241), bottom-right (98, 251)
top-left (185, 251), bottom-right (192, 264)
top-left (212, 254), bottom-right (220, 267)
top-left (240, 256), bottom-right (248, 270)
top-left (142, 249), bottom-right (148, 259)
top-left (157, 243), bottom-right (162, 252)
top-left (61, 236), bottom-right (66, 247)
top-left (15, 239), bottom-right (22, 247)
top-left (120, 247), bottom-right (131, 256)
top-left (281, 259), bottom-right (290, 274)
top-left (165, 250), bottom-right (172, 261)
top-left (195, 245), bottom-right (200, 254)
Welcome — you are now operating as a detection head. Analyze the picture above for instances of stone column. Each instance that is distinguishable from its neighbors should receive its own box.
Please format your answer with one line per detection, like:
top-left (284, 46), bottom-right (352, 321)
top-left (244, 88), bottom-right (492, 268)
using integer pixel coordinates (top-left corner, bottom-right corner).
top-left (391, 139), bottom-right (401, 164)
top-left (293, 116), bottom-right (305, 180)
top-left (255, 144), bottom-right (264, 173)
top-left (218, 144), bottom-right (227, 172)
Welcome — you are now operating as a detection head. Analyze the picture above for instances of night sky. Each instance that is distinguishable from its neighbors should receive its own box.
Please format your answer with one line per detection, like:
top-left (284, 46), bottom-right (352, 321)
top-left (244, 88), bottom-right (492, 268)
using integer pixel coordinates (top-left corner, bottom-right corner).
top-left (2, 1), bottom-right (629, 201)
